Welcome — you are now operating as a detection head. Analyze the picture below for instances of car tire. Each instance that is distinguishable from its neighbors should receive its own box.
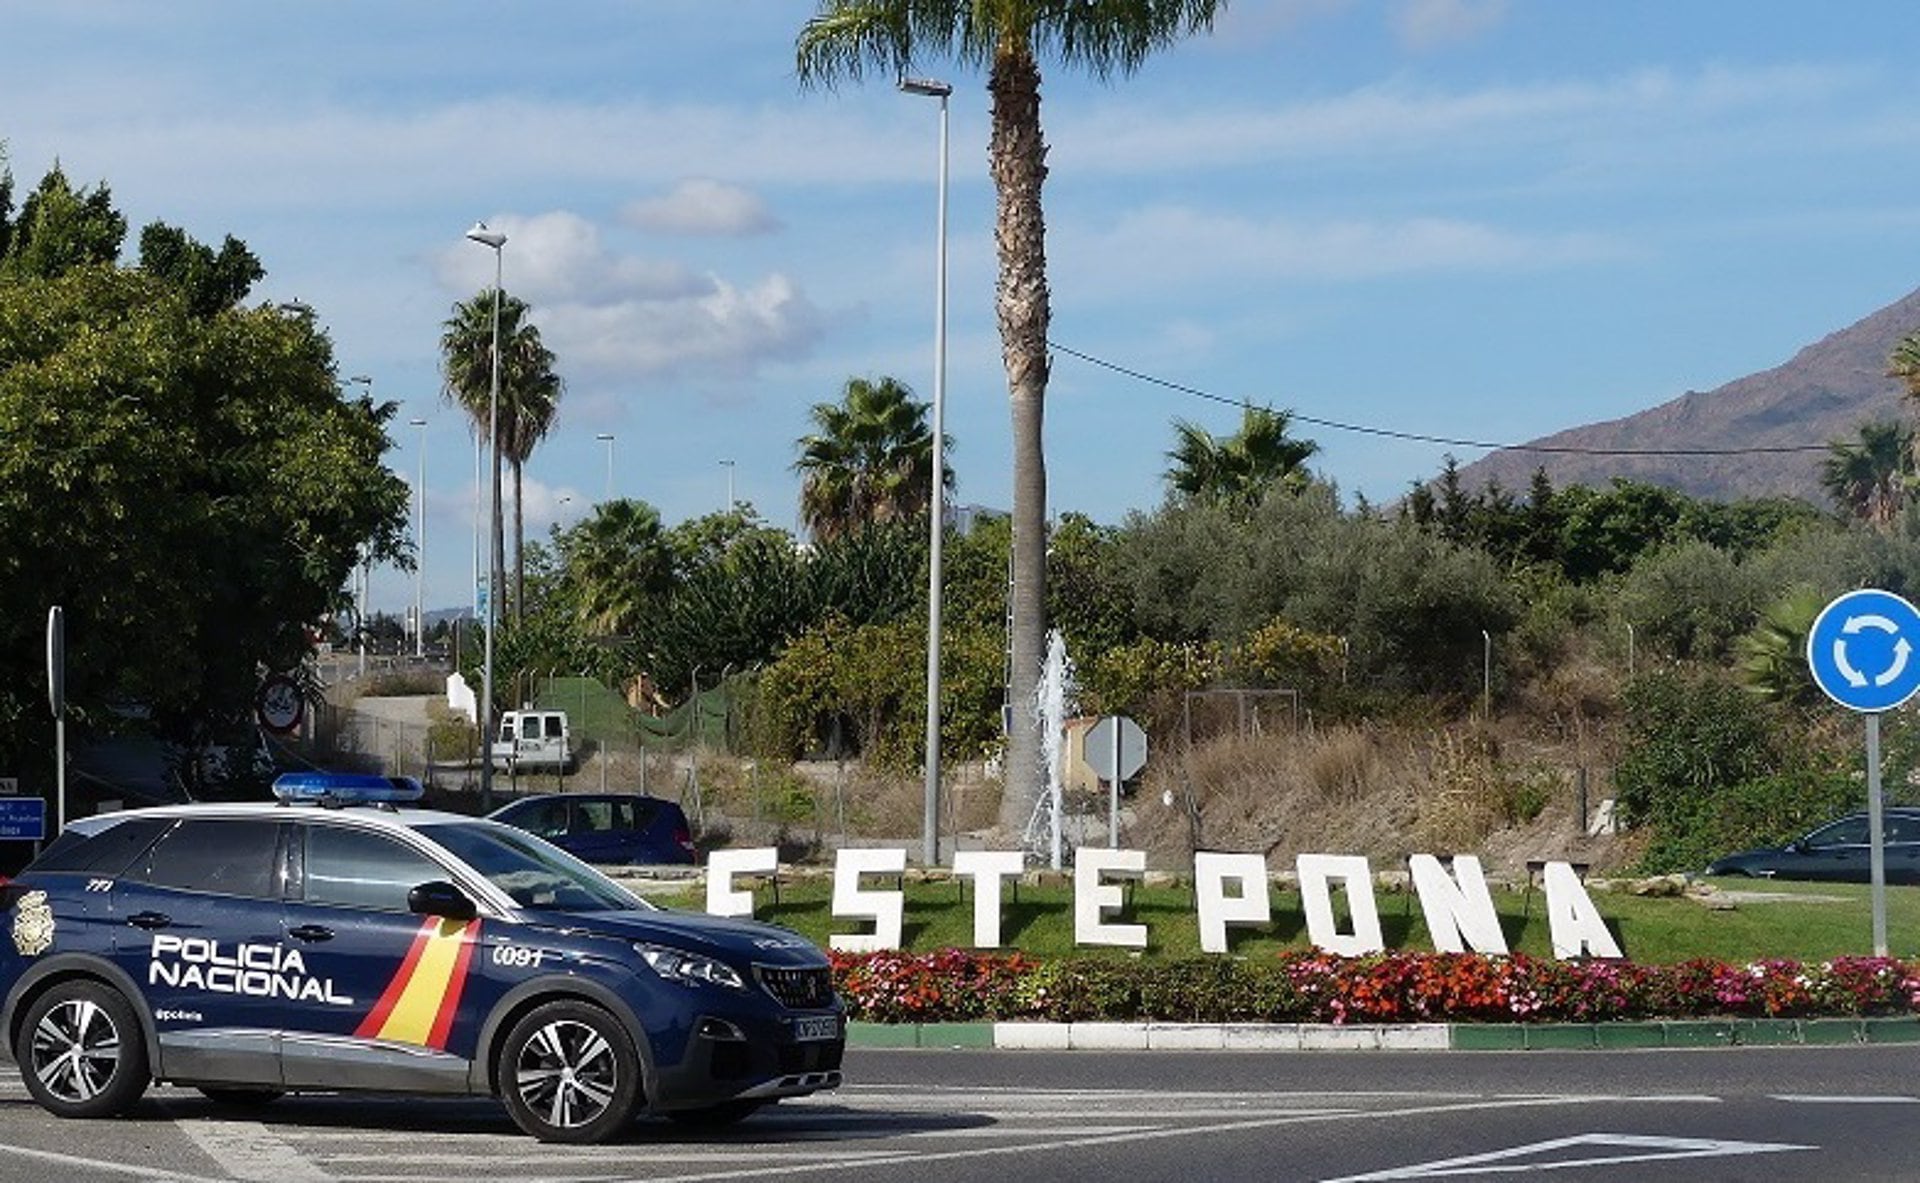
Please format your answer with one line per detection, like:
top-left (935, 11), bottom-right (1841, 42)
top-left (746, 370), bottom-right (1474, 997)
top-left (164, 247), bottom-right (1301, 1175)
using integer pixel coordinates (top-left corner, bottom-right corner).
top-left (496, 999), bottom-right (642, 1144)
top-left (665, 1099), bottom-right (764, 1128)
top-left (197, 1086), bottom-right (285, 1107)
top-left (16, 979), bottom-right (151, 1119)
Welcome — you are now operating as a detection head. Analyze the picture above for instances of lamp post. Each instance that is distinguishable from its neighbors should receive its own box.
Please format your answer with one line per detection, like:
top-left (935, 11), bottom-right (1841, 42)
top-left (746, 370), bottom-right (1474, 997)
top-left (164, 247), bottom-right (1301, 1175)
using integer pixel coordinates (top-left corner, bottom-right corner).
top-left (596, 432), bottom-right (615, 503)
top-left (719, 458), bottom-right (736, 512)
top-left (410, 417), bottom-right (427, 659)
top-left (466, 221), bottom-right (507, 811)
top-left (901, 74), bottom-right (951, 867)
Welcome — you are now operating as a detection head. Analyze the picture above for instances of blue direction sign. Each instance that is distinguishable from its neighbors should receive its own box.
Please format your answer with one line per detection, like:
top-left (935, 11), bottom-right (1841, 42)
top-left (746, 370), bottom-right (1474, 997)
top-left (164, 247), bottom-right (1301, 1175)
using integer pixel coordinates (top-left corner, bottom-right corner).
top-left (0, 797), bottom-right (46, 841)
top-left (1807, 588), bottom-right (1920, 712)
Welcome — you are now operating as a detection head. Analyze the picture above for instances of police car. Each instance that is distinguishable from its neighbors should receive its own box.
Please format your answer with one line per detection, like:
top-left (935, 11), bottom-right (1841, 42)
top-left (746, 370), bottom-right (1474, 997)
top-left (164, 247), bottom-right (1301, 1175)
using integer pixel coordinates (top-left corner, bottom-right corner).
top-left (0, 774), bottom-right (843, 1143)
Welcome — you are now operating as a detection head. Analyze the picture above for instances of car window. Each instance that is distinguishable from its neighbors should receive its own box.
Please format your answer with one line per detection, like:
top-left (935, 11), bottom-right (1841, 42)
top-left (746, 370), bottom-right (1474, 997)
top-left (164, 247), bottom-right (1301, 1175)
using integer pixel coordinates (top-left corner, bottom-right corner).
top-left (1805, 816), bottom-right (1870, 848)
top-left (130, 818), bottom-right (282, 899)
top-left (302, 824), bottom-right (448, 912)
top-left (576, 801), bottom-right (615, 833)
top-left (418, 821), bottom-right (652, 912)
top-left (28, 816), bottom-right (173, 877)
top-left (503, 798), bottom-right (568, 839)
top-left (544, 715), bottom-right (564, 739)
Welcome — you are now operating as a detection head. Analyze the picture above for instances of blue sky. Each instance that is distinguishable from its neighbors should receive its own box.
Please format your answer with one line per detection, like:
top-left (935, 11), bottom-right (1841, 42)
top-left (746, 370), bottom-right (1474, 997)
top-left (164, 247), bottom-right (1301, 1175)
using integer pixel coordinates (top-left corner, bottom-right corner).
top-left (6, 1), bottom-right (1920, 616)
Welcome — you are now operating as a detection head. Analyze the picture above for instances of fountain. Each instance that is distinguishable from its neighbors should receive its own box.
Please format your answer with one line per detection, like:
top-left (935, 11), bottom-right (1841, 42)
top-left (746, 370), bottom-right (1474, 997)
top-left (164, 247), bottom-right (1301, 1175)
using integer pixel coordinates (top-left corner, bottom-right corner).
top-left (1026, 628), bottom-right (1076, 869)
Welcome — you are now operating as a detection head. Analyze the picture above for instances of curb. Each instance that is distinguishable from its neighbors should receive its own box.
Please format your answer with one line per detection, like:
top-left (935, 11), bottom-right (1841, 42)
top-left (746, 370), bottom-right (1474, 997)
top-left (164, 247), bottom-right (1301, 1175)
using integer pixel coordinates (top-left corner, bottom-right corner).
top-left (848, 1016), bottom-right (1920, 1051)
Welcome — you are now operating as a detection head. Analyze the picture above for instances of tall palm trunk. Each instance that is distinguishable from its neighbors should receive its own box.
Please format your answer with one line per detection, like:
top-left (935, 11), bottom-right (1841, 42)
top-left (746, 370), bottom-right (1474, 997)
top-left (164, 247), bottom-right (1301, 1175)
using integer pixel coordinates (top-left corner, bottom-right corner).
top-left (512, 458), bottom-right (527, 622)
top-left (991, 44), bottom-right (1052, 831)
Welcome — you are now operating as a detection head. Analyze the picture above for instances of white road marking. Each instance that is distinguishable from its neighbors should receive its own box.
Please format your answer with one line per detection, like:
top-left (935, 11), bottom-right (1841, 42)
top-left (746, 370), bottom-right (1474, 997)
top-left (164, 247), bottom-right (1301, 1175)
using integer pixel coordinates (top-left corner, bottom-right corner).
top-left (1770, 1094), bottom-right (1920, 1104)
top-left (0, 1140), bottom-right (217, 1181)
top-left (172, 1116), bottom-right (334, 1182)
top-left (1316, 1133), bottom-right (1815, 1181)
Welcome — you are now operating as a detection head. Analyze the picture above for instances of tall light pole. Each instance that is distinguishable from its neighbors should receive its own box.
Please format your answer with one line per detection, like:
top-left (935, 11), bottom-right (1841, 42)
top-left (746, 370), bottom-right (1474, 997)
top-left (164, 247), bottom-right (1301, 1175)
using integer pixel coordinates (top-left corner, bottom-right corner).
top-left (719, 458), bottom-right (736, 512)
top-left (596, 433), bottom-right (615, 503)
top-left (466, 221), bottom-right (507, 811)
top-left (901, 74), bottom-right (951, 867)
top-left (410, 417), bottom-right (427, 659)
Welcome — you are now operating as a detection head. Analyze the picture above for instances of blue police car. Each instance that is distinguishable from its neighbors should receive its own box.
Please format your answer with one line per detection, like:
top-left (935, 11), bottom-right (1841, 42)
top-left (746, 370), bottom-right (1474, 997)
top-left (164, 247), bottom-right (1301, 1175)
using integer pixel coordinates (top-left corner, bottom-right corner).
top-left (0, 774), bottom-right (843, 1143)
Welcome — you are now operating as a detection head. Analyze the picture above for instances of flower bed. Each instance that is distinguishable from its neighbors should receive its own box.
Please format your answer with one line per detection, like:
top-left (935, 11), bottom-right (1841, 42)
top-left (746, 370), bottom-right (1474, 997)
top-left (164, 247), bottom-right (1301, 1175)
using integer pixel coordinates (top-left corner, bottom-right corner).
top-left (828, 949), bottom-right (1920, 1024)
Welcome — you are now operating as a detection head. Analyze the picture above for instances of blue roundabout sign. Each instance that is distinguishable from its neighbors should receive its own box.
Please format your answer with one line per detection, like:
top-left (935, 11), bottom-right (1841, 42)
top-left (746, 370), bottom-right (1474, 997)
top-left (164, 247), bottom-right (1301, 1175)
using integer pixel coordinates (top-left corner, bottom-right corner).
top-left (1807, 588), bottom-right (1920, 712)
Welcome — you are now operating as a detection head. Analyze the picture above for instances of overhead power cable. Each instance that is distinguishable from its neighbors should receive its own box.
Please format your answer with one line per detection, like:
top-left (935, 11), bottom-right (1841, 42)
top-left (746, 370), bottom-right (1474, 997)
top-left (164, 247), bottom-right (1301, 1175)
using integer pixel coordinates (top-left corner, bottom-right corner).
top-left (1048, 340), bottom-right (1834, 457)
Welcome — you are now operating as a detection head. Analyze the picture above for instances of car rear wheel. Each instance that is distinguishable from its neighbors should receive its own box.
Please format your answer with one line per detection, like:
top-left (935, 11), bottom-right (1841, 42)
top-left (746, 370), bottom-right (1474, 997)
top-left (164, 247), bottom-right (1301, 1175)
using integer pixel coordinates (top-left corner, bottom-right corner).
top-left (17, 979), bottom-right (150, 1118)
top-left (496, 1000), bottom-right (642, 1144)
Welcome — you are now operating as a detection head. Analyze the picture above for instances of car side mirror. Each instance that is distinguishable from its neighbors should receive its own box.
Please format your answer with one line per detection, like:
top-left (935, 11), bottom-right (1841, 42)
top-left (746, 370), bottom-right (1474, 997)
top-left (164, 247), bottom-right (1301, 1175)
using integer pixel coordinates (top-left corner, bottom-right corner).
top-left (408, 880), bottom-right (477, 921)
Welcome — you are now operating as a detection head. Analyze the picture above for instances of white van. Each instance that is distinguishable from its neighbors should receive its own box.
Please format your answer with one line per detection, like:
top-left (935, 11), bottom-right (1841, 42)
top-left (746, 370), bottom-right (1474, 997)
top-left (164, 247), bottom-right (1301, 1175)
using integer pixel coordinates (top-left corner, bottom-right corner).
top-left (491, 709), bottom-right (573, 772)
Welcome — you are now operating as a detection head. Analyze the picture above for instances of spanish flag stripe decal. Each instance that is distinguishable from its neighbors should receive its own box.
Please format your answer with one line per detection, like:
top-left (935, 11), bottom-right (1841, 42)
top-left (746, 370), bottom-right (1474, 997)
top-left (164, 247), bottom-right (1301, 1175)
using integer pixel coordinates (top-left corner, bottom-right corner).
top-left (353, 921), bottom-right (435, 1039)
top-left (425, 924), bottom-right (480, 1050)
top-left (354, 918), bottom-right (481, 1049)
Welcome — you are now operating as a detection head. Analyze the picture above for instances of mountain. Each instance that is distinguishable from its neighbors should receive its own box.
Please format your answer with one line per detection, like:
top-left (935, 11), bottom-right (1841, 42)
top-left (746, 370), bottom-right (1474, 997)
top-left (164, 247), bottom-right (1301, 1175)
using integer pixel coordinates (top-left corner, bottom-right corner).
top-left (1458, 287), bottom-right (1920, 503)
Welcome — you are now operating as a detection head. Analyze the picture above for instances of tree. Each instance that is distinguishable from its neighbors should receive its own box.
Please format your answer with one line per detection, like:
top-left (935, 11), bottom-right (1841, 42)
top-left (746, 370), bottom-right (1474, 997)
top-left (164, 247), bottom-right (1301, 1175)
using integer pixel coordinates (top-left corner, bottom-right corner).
top-left (1165, 405), bottom-right (1318, 505)
top-left (1820, 420), bottom-right (1912, 528)
top-left (0, 179), bottom-right (409, 787)
top-left (553, 499), bottom-right (675, 639)
top-left (794, 376), bottom-right (944, 542)
top-left (797, 0), bottom-right (1228, 826)
top-left (0, 164), bottom-right (125, 279)
top-left (440, 291), bottom-right (563, 624)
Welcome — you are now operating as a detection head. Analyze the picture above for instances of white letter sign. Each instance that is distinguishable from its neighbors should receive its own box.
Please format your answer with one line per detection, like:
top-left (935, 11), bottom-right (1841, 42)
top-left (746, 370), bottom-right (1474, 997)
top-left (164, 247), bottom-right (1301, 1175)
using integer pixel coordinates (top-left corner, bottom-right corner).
top-left (1409, 854), bottom-right (1508, 954)
top-left (1194, 852), bottom-right (1271, 954)
top-left (830, 848), bottom-right (906, 952)
top-left (952, 850), bottom-right (1025, 948)
top-left (1074, 847), bottom-right (1147, 948)
top-left (1543, 861), bottom-right (1622, 959)
top-left (704, 847), bottom-right (777, 918)
top-left (1297, 853), bottom-right (1385, 956)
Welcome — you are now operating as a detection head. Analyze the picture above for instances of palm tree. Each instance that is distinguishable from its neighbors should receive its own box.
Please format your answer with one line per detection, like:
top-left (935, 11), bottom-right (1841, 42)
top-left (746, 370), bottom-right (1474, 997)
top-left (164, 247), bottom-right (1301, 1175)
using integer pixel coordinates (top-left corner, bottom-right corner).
top-left (1819, 420), bottom-right (1912, 529)
top-left (555, 499), bottom-right (673, 639)
top-left (794, 375), bottom-right (946, 542)
top-left (441, 291), bottom-right (564, 621)
top-left (1166, 405), bottom-right (1318, 505)
top-left (797, 0), bottom-right (1228, 825)
top-left (1736, 586), bottom-right (1827, 706)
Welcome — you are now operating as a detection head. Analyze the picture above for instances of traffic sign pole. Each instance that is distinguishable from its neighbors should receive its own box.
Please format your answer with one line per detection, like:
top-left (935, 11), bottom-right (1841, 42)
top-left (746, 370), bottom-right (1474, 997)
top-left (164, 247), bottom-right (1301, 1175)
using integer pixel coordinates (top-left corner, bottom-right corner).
top-left (1867, 713), bottom-right (1887, 956)
top-left (1806, 588), bottom-right (1920, 958)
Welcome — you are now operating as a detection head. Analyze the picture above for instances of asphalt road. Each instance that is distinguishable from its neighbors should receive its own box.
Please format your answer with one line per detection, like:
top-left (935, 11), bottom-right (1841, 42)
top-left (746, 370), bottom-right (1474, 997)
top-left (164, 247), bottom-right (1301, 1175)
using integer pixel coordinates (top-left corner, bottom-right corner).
top-left (0, 1045), bottom-right (1913, 1182)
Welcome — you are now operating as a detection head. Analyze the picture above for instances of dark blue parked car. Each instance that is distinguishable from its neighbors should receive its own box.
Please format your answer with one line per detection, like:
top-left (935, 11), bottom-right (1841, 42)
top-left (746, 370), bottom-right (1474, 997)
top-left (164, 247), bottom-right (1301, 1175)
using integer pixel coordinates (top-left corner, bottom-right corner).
top-left (1705, 807), bottom-right (1920, 884)
top-left (487, 792), bottom-right (697, 866)
top-left (0, 774), bottom-right (839, 1143)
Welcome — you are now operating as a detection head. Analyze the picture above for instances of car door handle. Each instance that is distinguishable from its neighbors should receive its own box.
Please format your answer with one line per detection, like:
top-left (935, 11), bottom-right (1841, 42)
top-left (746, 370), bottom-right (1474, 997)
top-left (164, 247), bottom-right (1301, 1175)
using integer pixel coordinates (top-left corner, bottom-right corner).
top-left (126, 911), bottom-right (171, 930)
top-left (287, 924), bottom-right (334, 943)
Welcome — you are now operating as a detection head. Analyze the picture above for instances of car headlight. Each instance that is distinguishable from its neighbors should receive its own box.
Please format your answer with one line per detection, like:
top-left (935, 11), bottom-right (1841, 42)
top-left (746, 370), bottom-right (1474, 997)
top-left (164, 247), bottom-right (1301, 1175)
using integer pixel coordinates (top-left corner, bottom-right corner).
top-left (634, 942), bottom-right (745, 990)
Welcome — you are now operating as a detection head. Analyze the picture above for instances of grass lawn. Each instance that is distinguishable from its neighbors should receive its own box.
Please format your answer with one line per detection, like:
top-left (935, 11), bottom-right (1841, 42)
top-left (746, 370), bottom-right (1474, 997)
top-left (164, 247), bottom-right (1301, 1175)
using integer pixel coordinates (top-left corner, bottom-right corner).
top-left (633, 875), bottom-right (1920, 964)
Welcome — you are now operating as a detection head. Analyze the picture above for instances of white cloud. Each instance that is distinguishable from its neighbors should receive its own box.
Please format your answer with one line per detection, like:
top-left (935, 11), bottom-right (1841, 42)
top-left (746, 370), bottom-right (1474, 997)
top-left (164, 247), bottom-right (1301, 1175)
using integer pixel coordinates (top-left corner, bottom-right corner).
top-left (430, 211), bottom-right (829, 388)
top-left (624, 178), bottom-right (781, 237)
top-left (1391, 0), bottom-right (1509, 52)
top-left (541, 272), bottom-right (828, 384)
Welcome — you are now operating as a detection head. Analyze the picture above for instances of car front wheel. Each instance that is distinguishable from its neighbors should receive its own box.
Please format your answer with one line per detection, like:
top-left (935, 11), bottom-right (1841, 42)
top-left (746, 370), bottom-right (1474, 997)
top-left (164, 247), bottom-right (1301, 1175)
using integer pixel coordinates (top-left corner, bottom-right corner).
top-left (496, 1000), bottom-right (642, 1143)
top-left (17, 979), bottom-right (151, 1118)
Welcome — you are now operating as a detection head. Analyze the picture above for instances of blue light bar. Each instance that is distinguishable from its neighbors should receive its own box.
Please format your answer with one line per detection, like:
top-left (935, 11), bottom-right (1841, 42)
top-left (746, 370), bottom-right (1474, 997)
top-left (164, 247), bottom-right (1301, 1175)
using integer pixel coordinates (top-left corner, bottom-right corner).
top-left (272, 772), bottom-right (424, 805)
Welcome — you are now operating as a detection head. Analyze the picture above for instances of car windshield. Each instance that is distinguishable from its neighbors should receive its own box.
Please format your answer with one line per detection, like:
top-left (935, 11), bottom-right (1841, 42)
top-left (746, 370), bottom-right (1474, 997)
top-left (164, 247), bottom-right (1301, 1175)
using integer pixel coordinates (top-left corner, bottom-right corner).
top-left (418, 820), bottom-right (658, 913)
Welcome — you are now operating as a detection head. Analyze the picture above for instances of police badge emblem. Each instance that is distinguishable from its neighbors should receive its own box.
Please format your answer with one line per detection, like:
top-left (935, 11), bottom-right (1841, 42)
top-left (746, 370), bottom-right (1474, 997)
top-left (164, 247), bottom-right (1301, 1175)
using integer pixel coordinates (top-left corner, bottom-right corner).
top-left (12, 890), bottom-right (54, 956)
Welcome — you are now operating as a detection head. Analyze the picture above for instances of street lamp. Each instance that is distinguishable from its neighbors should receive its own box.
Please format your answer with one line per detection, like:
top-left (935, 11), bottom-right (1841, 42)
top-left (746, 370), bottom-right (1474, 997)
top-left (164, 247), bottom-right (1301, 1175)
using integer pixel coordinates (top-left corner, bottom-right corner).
top-left (719, 458), bottom-right (736, 512)
top-left (596, 432), bottom-right (615, 503)
top-left (466, 221), bottom-right (507, 811)
top-left (900, 73), bottom-right (951, 867)
top-left (410, 417), bottom-right (427, 659)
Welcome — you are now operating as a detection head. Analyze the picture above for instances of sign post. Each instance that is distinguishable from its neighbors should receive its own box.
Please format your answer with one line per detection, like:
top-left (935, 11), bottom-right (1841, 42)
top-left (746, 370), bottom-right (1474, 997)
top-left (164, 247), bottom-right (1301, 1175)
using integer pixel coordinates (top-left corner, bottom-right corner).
top-left (1806, 588), bottom-right (1920, 956)
top-left (47, 606), bottom-right (64, 836)
top-left (1084, 715), bottom-right (1148, 847)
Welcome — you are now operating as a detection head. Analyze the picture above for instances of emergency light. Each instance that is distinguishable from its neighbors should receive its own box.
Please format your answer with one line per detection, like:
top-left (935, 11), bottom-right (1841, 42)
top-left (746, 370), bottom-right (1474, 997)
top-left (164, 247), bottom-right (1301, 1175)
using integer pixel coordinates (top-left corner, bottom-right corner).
top-left (271, 772), bottom-right (424, 805)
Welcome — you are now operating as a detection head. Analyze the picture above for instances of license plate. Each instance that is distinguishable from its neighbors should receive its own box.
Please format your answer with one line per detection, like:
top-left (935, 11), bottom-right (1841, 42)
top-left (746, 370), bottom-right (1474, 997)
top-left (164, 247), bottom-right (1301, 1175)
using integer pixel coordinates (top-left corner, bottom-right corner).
top-left (793, 1015), bottom-right (839, 1042)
